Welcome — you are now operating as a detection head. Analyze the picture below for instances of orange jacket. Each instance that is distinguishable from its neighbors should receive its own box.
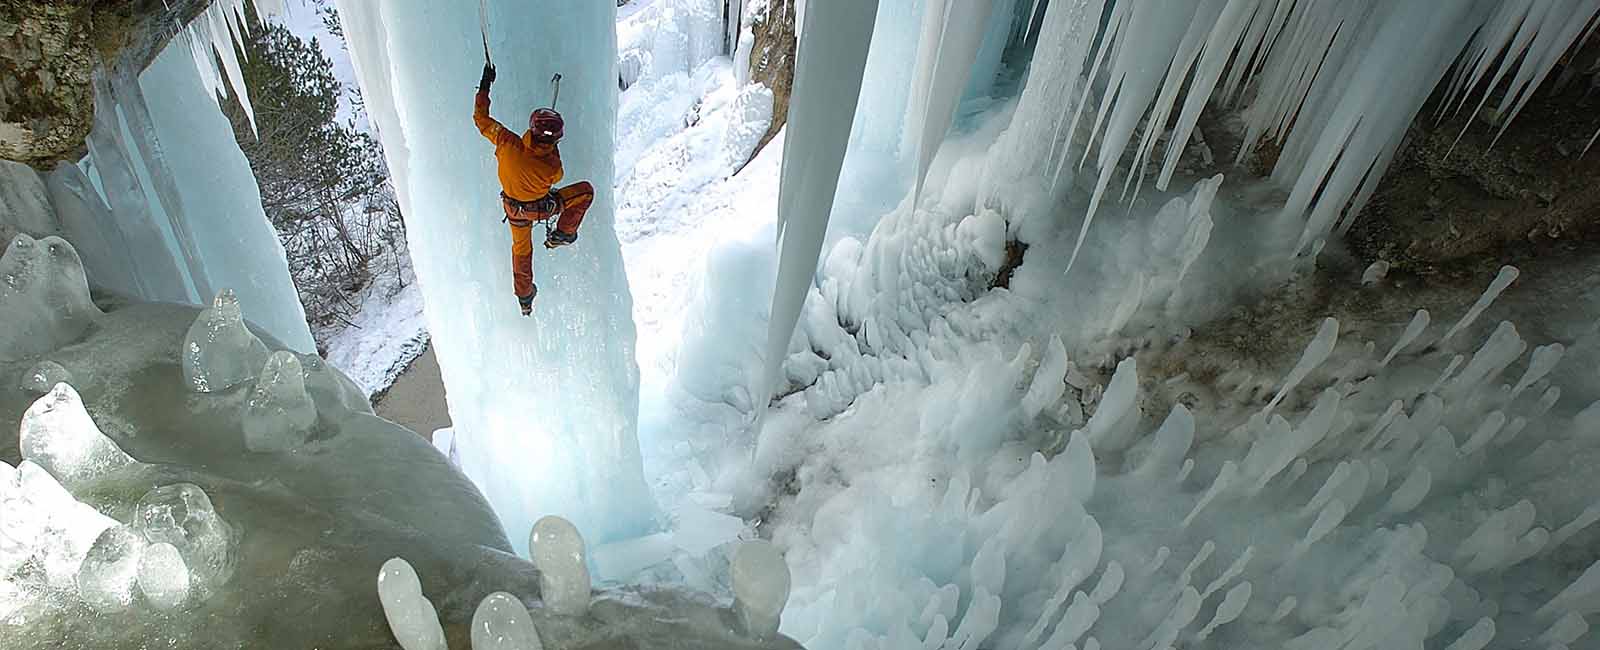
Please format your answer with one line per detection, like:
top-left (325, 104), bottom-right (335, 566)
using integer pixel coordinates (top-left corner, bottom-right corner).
top-left (474, 91), bottom-right (564, 202)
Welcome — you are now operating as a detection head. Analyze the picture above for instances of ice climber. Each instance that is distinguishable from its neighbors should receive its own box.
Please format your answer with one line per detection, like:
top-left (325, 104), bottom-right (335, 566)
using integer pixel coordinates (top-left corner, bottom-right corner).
top-left (475, 62), bottom-right (593, 316)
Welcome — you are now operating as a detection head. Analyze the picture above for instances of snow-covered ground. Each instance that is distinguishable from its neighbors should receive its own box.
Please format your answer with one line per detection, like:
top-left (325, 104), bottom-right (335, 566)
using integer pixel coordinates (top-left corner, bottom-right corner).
top-left (319, 265), bottom-right (427, 397)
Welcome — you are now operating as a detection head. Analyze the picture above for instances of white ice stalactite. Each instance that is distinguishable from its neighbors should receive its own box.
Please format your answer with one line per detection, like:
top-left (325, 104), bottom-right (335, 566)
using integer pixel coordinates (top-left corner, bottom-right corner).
top-left (182, 0), bottom-right (287, 133)
top-left (377, 558), bottom-right (447, 650)
top-left (907, 0), bottom-right (995, 200)
top-left (335, 0), bottom-right (652, 548)
top-left (763, 0), bottom-right (882, 402)
top-left (1041, 0), bottom-right (1599, 263)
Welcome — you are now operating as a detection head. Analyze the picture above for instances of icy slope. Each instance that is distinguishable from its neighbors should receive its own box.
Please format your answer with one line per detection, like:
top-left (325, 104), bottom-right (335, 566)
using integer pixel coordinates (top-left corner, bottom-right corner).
top-left (334, 0), bottom-right (653, 549)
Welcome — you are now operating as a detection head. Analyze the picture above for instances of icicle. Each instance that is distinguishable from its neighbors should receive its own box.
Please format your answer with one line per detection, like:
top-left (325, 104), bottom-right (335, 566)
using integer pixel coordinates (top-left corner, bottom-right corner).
top-left (1460, 412), bottom-right (1507, 456)
top-left (764, 0), bottom-right (882, 403)
top-left (1488, 0), bottom-right (1600, 149)
top-left (1428, 355), bottom-right (1465, 395)
top-left (1540, 560), bottom-right (1600, 618)
top-left (1380, 310), bottom-right (1430, 366)
top-left (1200, 546), bottom-right (1254, 600)
top-left (1265, 318), bottom-right (1339, 413)
top-left (1183, 461), bottom-right (1237, 528)
top-left (1441, 266), bottom-right (1519, 345)
top-left (1090, 561), bottom-right (1124, 605)
top-left (1382, 466), bottom-right (1431, 516)
top-left (1271, 596), bottom-right (1297, 623)
top-left (1446, 322), bottom-right (1527, 398)
top-left (1361, 260), bottom-right (1391, 286)
top-left (1156, 0), bottom-right (1260, 192)
top-left (1358, 400), bottom-right (1406, 450)
top-left (1512, 343), bottom-right (1566, 398)
top-left (1551, 504), bottom-right (1600, 548)
top-left (909, 0), bottom-right (996, 200)
top-left (1539, 612), bottom-right (1589, 647)
top-left (1197, 581), bottom-right (1251, 640)
top-left (1444, 617), bottom-right (1495, 650)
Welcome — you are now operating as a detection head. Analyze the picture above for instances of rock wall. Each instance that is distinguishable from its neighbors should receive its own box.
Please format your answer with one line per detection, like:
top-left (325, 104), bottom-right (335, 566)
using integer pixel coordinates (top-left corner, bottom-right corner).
top-left (0, 0), bottom-right (210, 165)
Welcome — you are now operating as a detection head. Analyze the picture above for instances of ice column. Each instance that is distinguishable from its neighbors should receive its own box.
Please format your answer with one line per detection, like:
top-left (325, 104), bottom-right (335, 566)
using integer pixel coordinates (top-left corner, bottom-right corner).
top-left (763, 0), bottom-right (882, 401)
top-left (132, 44), bottom-right (315, 353)
top-left (333, 0), bottom-right (653, 549)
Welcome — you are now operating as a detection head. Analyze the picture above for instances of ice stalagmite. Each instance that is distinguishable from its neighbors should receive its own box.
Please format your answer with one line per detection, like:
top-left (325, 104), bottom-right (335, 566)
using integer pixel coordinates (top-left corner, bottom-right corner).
top-left (19, 383), bottom-right (136, 490)
top-left (377, 558), bottom-right (447, 650)
top-left (137, 542), bottom-right (191, 611)
top-left (133, 483), bottom-right (235, 598)
top-left (471, 592), bottom-right (543, 650)
top-left (19, 360), bottom-right (71, 394)
top-left (764, 0), bottom-right (882, 401)
top-left (76, 525), bottom-right (146, 613)
top-left (530, 515), bottom-right (590, 617)
top-left (334, 0), bottom-right (652, 548)
top-left (183, 290), bottom-right (271, 393)
top-left (0, 235), bottom-right (102, 361)
top-left (242, 352), bottom-right (317, 453)
top-left (733, 540), bottom-right (791, 641)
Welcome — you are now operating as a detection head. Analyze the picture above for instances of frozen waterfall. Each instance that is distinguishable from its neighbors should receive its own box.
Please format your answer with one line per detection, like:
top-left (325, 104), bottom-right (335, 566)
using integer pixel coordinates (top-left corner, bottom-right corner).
top-left (334, 0), bottom-right (655, 550)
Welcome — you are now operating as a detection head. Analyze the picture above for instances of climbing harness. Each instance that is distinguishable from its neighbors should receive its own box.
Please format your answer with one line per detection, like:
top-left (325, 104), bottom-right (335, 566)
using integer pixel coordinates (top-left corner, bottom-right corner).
top-left (500, 191), bottom-right (564, 241)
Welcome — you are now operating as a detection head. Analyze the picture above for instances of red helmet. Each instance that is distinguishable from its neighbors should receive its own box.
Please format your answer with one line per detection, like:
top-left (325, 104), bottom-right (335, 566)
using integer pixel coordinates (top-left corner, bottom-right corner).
top-left (529, 108), bottom-right (564, 142)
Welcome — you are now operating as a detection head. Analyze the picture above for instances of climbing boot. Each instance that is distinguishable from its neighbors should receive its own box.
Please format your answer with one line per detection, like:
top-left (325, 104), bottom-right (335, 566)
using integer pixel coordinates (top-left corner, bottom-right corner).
top-left (519, 286), bottom-right (537, 316)
top-left (545, 230), bottom-right (577, 249)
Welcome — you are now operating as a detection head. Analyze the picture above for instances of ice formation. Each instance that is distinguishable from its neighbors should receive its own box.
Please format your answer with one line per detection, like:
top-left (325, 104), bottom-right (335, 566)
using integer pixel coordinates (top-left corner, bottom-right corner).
top-left (19, 383), bottom-right (136, 490)
top-left (18, 360), bottom-right (72, 394)
top-left (732, 540), bottom-right (791, 641)
top-left (529, 515), bottom-right (591, 617)
top-left (76, 525), bottom-right (147, 612)
top-left (242, 351), bottom-right (318, 452)
top-left (471, 591), bottom-right (544, 650)
top-left (763, 0), bottom-right (882, 400)
top-left (133, 483), bottom-right (237, 598)
top-left (0, 234), bottom-right (102, 361)
top-left (136, 542), bottom-right (192, 611)
top-left (182, 289), bottom-right (272, 393)
top-left (378, 557), bottom-right (449, 650)
top-left (335, 0), bottom-right (654, 549)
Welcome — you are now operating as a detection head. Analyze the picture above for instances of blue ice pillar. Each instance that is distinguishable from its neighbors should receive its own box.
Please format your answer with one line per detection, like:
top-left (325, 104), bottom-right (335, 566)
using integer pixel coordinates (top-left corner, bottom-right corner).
top-left (110, 44), bottom-right (315, 353)
top-left (334, 0), bottom-right (654, 551)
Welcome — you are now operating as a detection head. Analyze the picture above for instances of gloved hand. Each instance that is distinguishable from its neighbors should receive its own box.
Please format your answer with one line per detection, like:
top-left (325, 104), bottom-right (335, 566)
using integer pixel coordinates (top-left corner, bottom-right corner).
top-left (479, 63), bottom-right (497, 94)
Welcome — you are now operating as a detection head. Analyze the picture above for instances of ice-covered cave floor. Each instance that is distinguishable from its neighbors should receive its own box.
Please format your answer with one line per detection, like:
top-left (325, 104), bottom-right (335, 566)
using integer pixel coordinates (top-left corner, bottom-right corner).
top-left (0, 287), bottom-right (803, 649)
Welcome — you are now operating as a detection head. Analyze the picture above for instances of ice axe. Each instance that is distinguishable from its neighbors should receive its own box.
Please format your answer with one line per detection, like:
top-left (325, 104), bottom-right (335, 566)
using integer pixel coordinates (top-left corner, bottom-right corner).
top-left (549, 73), bottom-right (563, 110)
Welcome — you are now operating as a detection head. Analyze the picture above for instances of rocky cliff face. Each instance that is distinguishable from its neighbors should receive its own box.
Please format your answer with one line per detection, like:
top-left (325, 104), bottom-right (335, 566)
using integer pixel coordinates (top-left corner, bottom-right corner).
top-left (746, 0), bottom-right (794, 156)
top-left (0, 0), bottom-right (210, 165)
